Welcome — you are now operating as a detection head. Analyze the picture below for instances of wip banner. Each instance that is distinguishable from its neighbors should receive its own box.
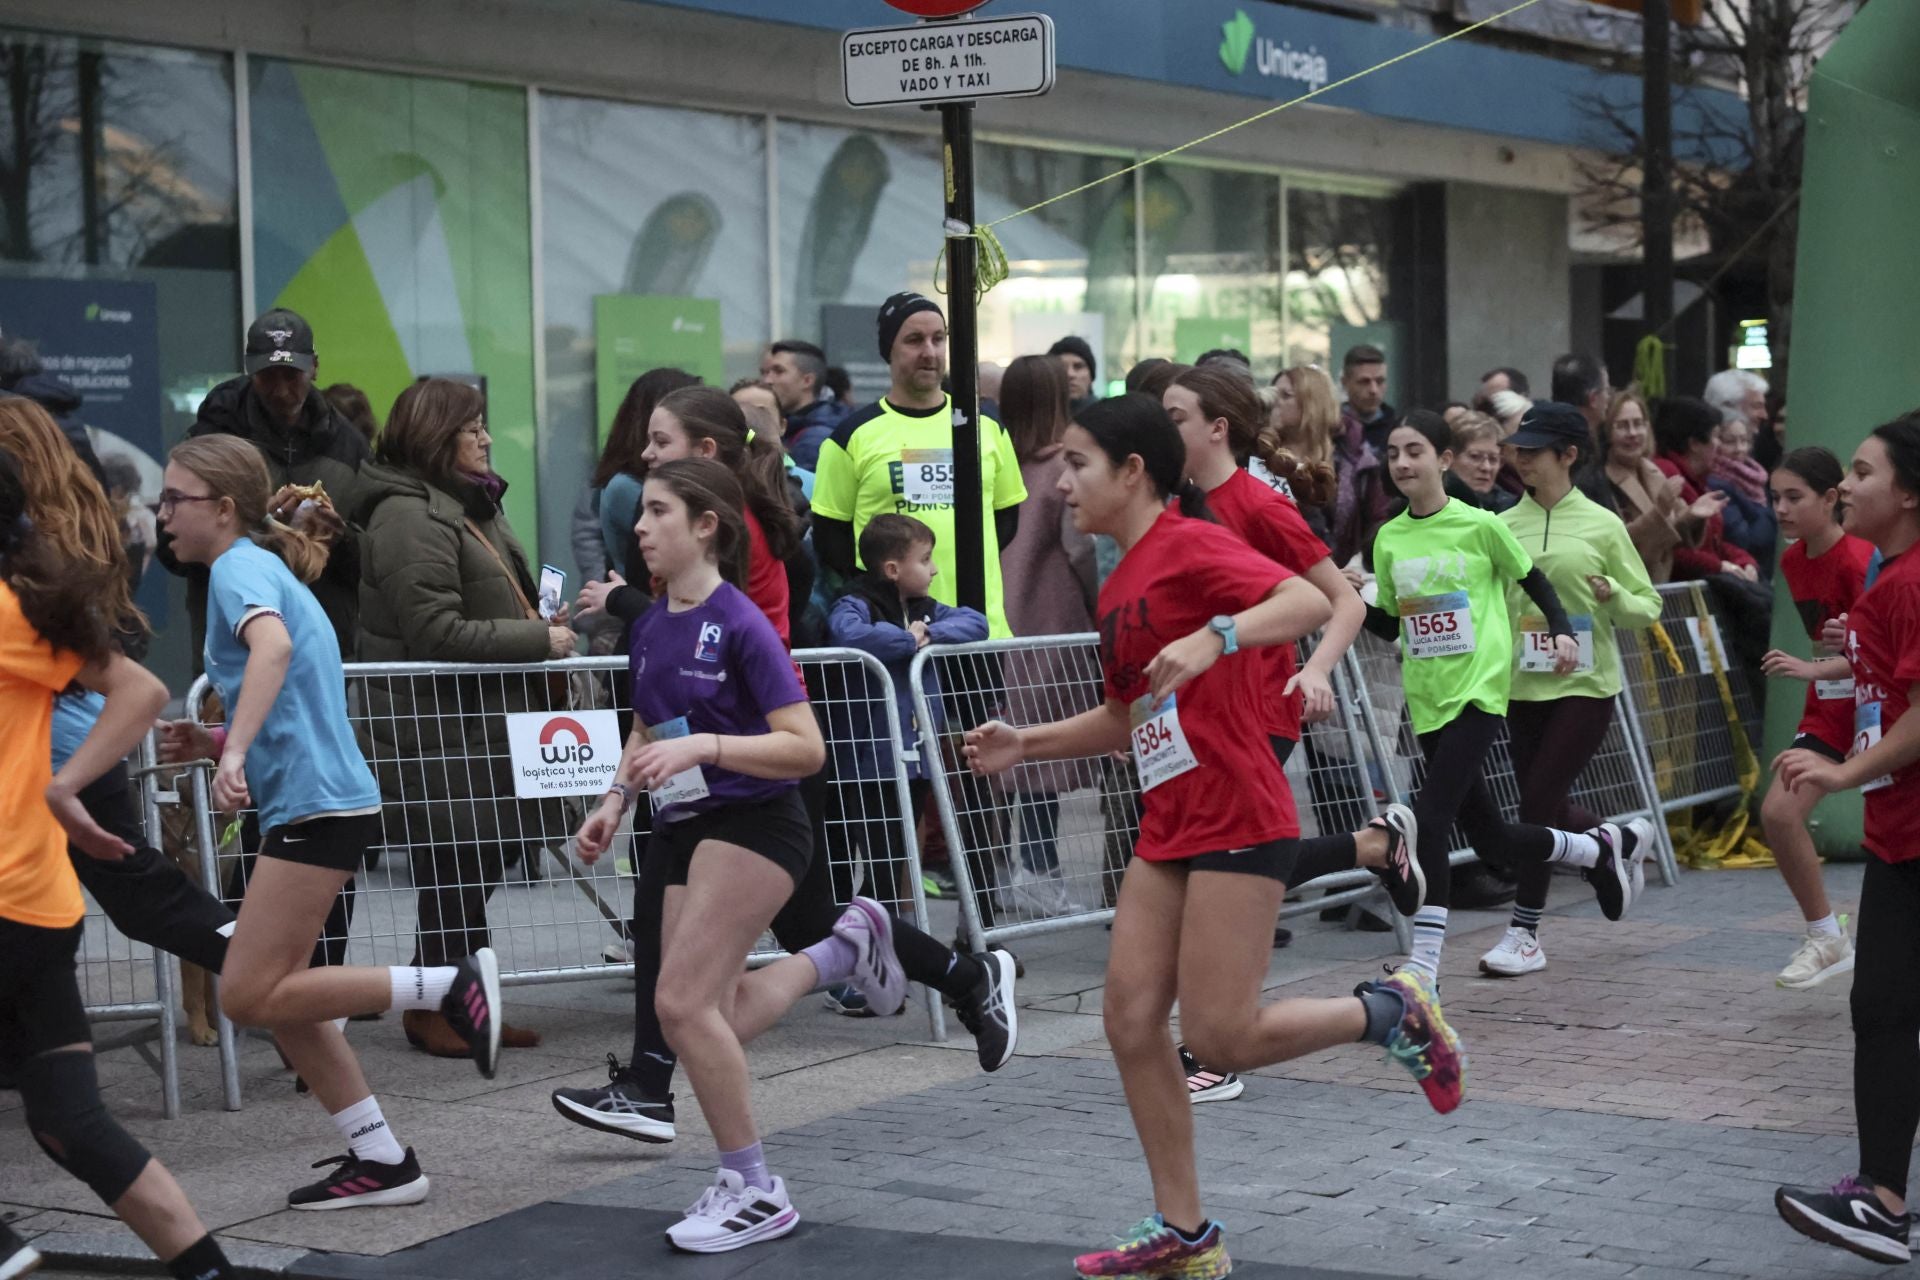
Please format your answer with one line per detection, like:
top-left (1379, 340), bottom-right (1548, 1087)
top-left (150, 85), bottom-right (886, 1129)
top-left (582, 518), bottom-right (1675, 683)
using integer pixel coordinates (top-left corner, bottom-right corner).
top-left (505, 709), bottom-right (623, 798)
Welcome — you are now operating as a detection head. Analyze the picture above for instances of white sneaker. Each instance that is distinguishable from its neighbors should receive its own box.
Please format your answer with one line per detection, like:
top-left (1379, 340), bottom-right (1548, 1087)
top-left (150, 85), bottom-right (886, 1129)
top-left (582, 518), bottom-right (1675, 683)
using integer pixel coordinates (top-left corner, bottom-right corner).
top-left (998, 865), bottom-right (1071, 920)
top-left (1479, 926), bottom-right (1546, 977)
top-left (1778, 930), bottom-right (1856, 990)
top-left (665, 1169), bottom-right (798, 1254)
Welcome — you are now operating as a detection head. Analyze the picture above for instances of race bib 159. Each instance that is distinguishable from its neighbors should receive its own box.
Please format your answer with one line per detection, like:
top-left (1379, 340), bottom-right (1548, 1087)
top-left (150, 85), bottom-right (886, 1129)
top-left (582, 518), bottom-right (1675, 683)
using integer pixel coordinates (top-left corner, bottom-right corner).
top-left (1517, 613), bottom-right (1594, 673)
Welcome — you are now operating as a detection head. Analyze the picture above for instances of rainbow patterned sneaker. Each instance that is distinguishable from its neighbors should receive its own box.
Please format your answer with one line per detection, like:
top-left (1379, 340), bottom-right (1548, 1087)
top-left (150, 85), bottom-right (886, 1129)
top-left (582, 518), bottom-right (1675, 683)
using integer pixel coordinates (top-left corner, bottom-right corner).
top-left (1073, 1214), bottom-right (1231, 1279)
top-left (1363, 968), bottom-right (1466, 1114)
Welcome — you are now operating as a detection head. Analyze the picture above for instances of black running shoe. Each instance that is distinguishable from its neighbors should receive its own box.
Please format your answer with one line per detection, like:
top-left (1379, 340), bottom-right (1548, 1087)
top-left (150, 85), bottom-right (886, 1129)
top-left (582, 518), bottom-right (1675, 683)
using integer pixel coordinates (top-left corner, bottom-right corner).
top-left (1367, 803), bottom-right (1424, 917)
top-left (440, 947), bottom-right (502, 1079)
top-left (0, 1220), bottom-right (41, 1280)
top-left (551, 1054), bottom-right (676, 1143)
top-left (288, 1148), bottom-right (430, 1210)
top-left (1178, 1044), bottom-right (1244, 1104)
top-left (948, 949), bottom-right (1018, 1072)
top-left (1776, 1176), bottom-right (1912, 1265)
top-left (1582, 825), bottom-right (1632, 922)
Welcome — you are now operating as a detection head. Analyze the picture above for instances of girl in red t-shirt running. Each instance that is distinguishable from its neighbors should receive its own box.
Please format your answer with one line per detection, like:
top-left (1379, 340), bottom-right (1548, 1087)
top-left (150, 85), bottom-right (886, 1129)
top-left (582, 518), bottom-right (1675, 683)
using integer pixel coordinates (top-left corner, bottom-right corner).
top-left (1774, 415), bottom-right (1920, 1265)
top-left (965, 394), bottom-right (1462, 1280)
top-left (1759, 446), bottom-right (1874, 990)
top-left (1163, 366), bottom-right (1423, 1104)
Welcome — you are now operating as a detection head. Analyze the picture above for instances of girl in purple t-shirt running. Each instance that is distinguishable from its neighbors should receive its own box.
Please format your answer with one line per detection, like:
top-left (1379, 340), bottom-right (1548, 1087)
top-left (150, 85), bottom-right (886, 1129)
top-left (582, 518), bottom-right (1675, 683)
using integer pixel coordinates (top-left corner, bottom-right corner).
top-left (573, 458), bottom-right (904, 1256)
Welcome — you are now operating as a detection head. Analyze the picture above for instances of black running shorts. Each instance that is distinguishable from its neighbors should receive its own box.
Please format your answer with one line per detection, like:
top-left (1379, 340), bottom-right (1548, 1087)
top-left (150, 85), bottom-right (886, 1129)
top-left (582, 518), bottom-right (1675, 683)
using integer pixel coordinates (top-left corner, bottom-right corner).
top-left (652, 791), bottom-right (812, 890)
top-left (259, 812), bottom-right (382, 874)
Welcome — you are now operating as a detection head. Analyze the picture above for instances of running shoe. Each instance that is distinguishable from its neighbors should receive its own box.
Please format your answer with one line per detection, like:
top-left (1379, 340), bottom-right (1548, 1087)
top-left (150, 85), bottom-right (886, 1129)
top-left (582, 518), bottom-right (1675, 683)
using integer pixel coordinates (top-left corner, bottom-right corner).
top-left (665, 1168), bottom-right (799, 1254)
top-left (833, 896), bottom-right (907, 1017)
top-left (288, 1149), bottom-right (430, 1210)
top-left (550, 1054), bottom-right (676, 1142)
top-left (823, 983), bottom-right (877, 1017)
top-left (1623, 816), bottom-right (1654, 903)
top-left (1478, 926), bottom-right (1546, 977)
top-left (1582, 824), bottom-right (1633, 922)
top-left (1775, 1175), bottom-right (1911, 1265)
top-left (1778, 929), bottom-right (1856, 990)
top-left (0, 1220), bottom-right (41, 1280)
top-left (922, 867), bottom-right (957, 899)
top-left (948, 948), bottom-right (1018, 1071)
top-left (440, 947), bottom-right (502, 1079)
top-left (1367, 802), bottom-right (1423, 917)
top-left (1360, 968), bottom-right (1466, 1114)
top-left (1073, 1214), bottom-right (1230, 1279)
top-left (1178, 1044), bottom-right (1244, 1104)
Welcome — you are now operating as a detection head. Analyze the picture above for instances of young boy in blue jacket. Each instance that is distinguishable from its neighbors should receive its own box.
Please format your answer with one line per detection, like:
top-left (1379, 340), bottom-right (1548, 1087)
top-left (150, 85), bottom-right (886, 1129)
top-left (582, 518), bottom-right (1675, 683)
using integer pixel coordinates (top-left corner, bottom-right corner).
top-left (825, 515), bottom-right (987, 916)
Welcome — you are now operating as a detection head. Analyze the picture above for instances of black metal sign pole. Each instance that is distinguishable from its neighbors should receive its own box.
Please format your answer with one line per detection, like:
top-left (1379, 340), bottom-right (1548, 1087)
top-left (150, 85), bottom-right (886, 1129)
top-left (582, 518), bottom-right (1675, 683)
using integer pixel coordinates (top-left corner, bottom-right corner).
top-left (942, 98), bottom-right (986, 617)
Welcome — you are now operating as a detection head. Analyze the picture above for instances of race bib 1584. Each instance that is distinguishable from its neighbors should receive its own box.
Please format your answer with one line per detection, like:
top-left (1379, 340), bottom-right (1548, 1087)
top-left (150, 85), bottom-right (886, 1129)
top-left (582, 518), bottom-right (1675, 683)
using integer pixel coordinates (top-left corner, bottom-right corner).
top-left (1130, 693), bottom-right (1200, 792)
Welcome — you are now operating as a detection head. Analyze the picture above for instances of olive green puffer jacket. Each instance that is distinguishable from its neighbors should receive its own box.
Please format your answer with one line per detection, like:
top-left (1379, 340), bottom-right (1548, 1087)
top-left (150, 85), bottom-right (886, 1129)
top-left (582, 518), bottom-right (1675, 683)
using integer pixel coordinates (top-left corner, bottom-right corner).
top-left (352, 463), bottom-right (563, 851)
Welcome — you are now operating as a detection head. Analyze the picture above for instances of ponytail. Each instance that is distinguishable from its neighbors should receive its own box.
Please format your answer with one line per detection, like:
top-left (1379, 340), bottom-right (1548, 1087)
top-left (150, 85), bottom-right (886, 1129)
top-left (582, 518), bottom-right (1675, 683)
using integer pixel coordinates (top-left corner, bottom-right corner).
top-left (1175, 476), bottom-right (1214, 521)
top-left (1173, 364), bottom-right (1334, 507)
top-left (167, 436), bottom-right (330, 583)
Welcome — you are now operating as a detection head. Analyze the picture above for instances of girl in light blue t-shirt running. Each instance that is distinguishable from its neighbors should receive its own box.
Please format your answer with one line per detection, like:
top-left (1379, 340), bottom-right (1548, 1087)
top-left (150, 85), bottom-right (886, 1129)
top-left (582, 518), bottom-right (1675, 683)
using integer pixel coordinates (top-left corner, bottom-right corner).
top-left (154, 435), bottom-right (501, 1213)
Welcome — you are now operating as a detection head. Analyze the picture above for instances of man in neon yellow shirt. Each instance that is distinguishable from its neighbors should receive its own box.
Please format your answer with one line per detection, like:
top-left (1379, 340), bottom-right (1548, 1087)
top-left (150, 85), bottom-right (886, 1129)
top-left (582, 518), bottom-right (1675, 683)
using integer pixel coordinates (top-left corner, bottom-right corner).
top-left (812, 293), bottom-right (1027, 638)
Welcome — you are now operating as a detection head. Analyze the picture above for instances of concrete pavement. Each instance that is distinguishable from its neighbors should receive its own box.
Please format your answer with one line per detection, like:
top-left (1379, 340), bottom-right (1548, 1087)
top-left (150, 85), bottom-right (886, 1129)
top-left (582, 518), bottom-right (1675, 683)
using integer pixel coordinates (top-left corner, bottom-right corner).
top-left (1, 862), bottom-right (1880, 1279)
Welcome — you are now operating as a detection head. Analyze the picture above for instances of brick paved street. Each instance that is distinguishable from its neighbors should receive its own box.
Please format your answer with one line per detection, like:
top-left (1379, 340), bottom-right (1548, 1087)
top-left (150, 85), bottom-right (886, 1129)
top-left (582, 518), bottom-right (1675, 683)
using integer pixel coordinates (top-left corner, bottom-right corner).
top-left (3, 862), bottom-right (1880, 1279)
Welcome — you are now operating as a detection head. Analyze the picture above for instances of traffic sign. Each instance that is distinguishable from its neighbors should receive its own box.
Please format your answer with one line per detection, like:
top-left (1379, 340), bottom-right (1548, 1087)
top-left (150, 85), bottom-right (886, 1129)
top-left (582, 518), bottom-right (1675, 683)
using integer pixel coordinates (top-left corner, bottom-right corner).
top-left (842, 13), bottom-right (1055, 108)
top-left (882, 0), bottom-right (991, 14)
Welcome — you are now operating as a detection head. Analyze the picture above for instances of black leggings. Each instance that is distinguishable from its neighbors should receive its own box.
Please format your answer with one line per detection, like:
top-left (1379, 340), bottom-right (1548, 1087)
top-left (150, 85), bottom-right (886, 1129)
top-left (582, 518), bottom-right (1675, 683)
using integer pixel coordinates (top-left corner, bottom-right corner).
top-left (1410, 705), bottom-right (1569, 909)
top-left (72, 764), bottom-right (234, 974)
top-left (627, 760), bottom-right (973, 1094)
top-left (1853, 855), bottom-right (1920, 1197)
top-left (1504, 697), bottom-right (1613, 914)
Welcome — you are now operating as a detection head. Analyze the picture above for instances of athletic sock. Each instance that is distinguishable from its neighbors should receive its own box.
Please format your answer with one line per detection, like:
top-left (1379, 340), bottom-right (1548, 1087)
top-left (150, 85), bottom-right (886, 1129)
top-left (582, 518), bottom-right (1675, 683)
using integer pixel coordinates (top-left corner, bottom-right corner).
top-left (1356, 984), bottom-right (1406, 1046)
top-left (1168, 1218), bottom-right (1213, 1243)
top-left (1808, 913), bottom-right (1843, 939)
top-left (720, 1140), bottom-right (774, 1192)
top-left (1510, 904), bottom-right (1544, 935)
top-left (1406, 906), bottom-right (1448, 979)
top-left (1545, 830), bottom-right (1601, 869)
top-left (388, 966), bottom-right (458, 1012)
top-left (941, 950), bottom-right (985, 1000)
top-left (166, 1233), bottom-right (234, 1280)
top-left (801, 935), bottom-right (858, 989)
top-left (332, 1095), bottom-right (407, 1166)
top-left (631, 1050), bottom-right (676, 1099)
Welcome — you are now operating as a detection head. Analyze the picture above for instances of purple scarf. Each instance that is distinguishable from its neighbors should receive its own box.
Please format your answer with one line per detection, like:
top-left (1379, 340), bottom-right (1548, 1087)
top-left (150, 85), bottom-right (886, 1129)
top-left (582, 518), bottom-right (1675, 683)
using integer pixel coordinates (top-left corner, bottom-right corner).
top-left (463, 470), bottom-right (507, 510)
top-left (1710, 454), bottom-right (1768, 507)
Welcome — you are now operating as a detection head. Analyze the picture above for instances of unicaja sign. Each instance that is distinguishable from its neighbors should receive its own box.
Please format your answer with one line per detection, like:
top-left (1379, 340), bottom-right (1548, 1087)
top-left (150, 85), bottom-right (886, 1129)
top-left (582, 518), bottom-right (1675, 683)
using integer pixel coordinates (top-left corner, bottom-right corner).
top-left (1219, 9), bottom-right (1329, 91)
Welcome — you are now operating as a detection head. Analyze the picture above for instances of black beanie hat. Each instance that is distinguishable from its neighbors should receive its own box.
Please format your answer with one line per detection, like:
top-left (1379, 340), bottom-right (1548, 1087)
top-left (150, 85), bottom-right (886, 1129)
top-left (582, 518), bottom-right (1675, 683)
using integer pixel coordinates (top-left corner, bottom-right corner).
top-left (1047, 335), bottom-right (1097, 382)
top-left (877, 292), bottom-right (945, 362)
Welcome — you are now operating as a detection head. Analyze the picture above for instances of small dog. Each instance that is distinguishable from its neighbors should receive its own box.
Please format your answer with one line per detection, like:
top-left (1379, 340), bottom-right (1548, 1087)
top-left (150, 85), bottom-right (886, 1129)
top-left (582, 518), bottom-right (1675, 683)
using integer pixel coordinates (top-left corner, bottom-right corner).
top-left (156, 688), bottom-right (238, 1047)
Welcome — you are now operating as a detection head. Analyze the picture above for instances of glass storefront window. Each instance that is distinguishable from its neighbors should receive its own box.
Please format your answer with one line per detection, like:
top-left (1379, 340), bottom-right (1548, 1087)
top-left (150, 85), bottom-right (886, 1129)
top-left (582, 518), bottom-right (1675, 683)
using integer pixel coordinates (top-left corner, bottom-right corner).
top-left (1284, 181), bottom-right (1399, 375)
top-left (247, 58), bottom-right (537, 555)
top-left (1139, 164), bottom-right (1282, 377)
top-left (775, 120), bottom-right (1129, 400)
top-left (0, 28), bottom-right (239, 685)
top-left (538, 95), bottom-right (769, 576)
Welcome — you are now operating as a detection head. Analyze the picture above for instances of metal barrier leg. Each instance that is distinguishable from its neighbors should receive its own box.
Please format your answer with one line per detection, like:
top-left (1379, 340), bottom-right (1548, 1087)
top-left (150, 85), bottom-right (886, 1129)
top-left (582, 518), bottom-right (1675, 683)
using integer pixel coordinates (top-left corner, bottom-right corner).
top-left (1612, 663), bottom-right (1680, 887)
top-left (135, 738), bottom-right (184, 1119)
top-left (1340, 650), bottom-right (1414, 955)
top-left (189, 765), bottom-right (243, 1112)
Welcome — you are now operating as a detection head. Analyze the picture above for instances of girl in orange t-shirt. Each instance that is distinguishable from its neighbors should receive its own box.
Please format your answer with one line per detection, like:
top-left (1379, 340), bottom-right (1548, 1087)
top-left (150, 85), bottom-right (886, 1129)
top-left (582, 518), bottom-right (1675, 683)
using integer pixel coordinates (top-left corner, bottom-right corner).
top-left (0, 437), bottom-right (237, 1280)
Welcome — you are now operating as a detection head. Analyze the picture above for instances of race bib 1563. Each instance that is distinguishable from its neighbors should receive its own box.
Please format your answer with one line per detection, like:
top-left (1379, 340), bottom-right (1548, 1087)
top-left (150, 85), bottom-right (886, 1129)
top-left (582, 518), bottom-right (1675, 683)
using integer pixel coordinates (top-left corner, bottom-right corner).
top-left (1400, 591), bottom-right (1475, 659)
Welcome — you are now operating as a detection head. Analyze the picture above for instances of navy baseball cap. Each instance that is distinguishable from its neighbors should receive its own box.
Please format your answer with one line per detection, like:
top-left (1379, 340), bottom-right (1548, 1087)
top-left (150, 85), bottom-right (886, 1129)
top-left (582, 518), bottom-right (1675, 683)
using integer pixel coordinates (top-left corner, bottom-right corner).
top-left (1507, 400), bottom-right (1591, 450)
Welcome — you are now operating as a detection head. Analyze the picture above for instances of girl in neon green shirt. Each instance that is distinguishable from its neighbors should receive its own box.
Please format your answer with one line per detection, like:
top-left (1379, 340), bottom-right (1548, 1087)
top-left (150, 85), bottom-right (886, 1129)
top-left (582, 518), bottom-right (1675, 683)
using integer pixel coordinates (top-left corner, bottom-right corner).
top-left (1365, 410), bottom-right (1652, 984)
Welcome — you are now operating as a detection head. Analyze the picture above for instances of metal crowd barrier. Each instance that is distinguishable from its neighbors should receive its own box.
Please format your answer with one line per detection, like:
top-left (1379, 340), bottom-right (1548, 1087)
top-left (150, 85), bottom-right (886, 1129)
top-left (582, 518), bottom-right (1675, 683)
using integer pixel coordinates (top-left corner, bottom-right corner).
top-left (911, 621), bottom-right (1686, 958)
top-left (908, 635), bottom-right (1414, 954)
top-left (168, 648), bottom-right (940, 1111)
top-left (74, 735), bottom-right (182, 1119)
top-left (1620, 581), bottom-right (1762, 816)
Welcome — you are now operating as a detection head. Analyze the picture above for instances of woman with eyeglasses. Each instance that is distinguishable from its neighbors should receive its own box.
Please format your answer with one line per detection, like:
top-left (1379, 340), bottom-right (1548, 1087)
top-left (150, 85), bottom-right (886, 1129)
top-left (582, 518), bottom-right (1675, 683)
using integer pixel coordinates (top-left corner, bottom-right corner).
top-left (350, 378), bottom-right (574, 1059)
top-left (1445, 413), bottom-right (1518, 513)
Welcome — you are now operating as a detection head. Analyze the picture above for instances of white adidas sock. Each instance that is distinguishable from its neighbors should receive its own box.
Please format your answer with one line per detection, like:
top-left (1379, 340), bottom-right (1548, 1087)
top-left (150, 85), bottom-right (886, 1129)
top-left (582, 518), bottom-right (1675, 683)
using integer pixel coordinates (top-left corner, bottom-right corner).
top-left (1808, 913), bottom-right (1844, 939)
top-left (1546, 829), bottom-right (1602, 869)
top-left (1406, 906), bottom-right (1449, 979)
top-left (332, 1095), bottom-right (406, 1166)
top-left (388, 966), bottom-right (458, 1012)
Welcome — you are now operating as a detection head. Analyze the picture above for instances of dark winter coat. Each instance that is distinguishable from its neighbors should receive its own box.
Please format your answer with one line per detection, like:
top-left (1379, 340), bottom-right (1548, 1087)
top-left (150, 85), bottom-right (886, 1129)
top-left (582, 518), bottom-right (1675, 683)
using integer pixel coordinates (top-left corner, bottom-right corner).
top-left (351, 463), bottom-right (563, 851)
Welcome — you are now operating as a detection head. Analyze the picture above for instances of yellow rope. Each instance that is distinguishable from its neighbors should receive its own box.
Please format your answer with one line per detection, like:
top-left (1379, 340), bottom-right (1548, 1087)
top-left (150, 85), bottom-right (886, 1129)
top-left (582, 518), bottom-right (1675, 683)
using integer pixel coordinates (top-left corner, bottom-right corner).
top-left (973, 0), bottom-right (1546, 237)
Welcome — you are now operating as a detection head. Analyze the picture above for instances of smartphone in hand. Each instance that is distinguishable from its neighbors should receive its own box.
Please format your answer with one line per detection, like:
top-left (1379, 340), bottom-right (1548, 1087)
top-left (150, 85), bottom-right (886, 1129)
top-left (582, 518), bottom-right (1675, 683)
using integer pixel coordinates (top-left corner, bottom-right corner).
top-left (538, 564), bottom-right (567, 620)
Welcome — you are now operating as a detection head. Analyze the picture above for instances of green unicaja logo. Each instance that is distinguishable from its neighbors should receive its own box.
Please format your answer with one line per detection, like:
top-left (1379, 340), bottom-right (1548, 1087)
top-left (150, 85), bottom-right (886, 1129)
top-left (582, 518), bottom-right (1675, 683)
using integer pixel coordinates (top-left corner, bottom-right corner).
top-left (1220, 9), bottom-right (1255, 74)
top-left (85, 303), bottom-right (100, 320)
